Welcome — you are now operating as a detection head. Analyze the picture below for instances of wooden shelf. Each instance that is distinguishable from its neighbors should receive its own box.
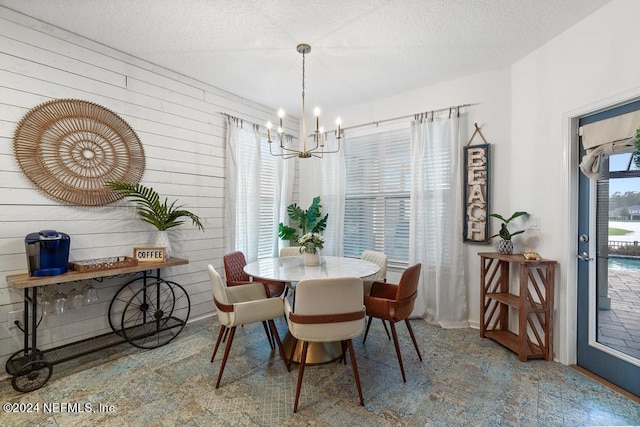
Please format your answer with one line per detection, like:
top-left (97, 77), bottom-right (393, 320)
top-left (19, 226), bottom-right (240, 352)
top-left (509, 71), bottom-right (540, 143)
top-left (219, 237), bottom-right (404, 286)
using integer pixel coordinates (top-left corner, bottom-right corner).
top-left (484, 330), bottom-right (544, 358)
top-left (6, 257), bottom-right (189, 289)
top-left (485, 292), bottom-right (519, 307)
top-left (485, 292), bottom-right (544, 311)
top-left (479, 252), bottom-right (556, 361)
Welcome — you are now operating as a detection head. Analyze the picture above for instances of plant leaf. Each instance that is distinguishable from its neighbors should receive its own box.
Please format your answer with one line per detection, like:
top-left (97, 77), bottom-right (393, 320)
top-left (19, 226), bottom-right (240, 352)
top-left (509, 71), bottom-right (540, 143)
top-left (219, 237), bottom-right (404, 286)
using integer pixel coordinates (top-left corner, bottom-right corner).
top-left (488, 213), bottom-right (507, 223)
top-left (105, 181), bottom-right (204, 232)
top-left (506, 211), bottom-right (529, 223)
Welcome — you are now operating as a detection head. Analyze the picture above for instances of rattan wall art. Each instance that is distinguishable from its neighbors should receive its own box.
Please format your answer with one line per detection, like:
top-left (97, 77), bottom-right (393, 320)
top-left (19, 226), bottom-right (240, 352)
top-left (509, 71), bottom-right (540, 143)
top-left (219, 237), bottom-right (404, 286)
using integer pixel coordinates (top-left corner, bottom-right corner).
top-left (13, 99), bottom-right (145, 206)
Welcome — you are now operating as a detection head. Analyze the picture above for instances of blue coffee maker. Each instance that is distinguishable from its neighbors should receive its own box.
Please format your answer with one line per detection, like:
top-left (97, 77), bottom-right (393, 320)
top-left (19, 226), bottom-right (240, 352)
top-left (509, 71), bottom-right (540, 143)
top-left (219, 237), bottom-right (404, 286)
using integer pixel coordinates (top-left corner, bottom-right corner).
top-left (25, 230), bottom-right (71, 276)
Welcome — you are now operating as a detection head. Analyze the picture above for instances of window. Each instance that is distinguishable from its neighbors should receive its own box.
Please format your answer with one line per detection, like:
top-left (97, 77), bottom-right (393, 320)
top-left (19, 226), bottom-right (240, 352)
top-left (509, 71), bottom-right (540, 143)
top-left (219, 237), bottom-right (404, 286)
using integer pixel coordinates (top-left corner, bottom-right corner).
top-left (343, 128), bottom-right (411, 263)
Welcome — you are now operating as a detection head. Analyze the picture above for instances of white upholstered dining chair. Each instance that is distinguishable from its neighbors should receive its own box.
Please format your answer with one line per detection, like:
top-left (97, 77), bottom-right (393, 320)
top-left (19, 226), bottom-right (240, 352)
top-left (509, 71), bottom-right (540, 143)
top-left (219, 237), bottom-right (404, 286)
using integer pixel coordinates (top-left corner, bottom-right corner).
top-left (208, 264), bottom-right (287, 388)
top-left (360, 250), bottom-right (390, 339)
top-left (360, 250), bottom-right (388, 296)
top-left (285, 276), bottom-right (366, 412)
top-left (280, 246), bottom-right (301, 257)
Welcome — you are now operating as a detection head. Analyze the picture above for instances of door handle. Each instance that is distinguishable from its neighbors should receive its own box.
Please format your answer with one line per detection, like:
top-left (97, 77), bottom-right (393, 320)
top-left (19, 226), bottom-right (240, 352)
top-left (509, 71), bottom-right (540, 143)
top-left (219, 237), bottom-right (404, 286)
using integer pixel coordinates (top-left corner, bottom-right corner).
top-left (577, 252), bottom-right (594, 261)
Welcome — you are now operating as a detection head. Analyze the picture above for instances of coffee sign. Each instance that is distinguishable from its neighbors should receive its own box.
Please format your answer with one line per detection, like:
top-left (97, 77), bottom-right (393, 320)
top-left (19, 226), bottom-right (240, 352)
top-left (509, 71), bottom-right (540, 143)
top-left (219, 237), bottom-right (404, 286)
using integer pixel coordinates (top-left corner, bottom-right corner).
top-left (133, 247), bottom-right (166, 262)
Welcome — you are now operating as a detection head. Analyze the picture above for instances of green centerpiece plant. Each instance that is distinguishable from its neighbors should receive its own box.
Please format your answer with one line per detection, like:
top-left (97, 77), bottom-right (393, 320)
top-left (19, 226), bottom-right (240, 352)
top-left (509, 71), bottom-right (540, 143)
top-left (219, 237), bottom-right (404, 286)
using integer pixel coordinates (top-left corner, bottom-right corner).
top-left (279, 196), bottom-right (328, 263)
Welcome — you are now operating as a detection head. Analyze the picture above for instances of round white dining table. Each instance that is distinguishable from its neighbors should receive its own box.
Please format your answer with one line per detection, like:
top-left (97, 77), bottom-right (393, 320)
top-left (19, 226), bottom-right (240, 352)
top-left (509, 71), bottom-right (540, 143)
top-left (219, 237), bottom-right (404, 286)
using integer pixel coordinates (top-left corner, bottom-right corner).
top-left (243, 255), bottom-right (380, 283)
top-left (243, 255), bottom-right (380, 365)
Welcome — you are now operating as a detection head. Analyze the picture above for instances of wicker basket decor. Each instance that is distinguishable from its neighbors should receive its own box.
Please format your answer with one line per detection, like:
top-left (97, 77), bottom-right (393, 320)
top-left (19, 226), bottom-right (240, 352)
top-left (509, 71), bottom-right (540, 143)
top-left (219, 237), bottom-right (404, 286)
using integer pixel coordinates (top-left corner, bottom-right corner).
top-left (13, 99), bottom-right (145, 206)
top-left (69, 256), bottom-right (138, 273)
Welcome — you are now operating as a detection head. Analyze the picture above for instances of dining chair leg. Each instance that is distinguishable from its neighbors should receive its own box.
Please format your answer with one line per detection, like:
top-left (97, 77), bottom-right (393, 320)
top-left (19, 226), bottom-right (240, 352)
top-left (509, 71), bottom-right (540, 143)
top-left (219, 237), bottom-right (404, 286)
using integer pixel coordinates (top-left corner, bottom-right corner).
top-left (380, 319), bottom-right (391, 339)
top-left (211, 325), bottom-right (226, 362)
top-left (346, 339), bottom-right (364, 406)
top-left (362, 316), bottom-right (374, 343)
top-left (389, 322), bottom-right (407, 382)
top-left (215, 326), bottom-right (236, 388)
top-left (287, 336), bottom-right (299, 372)
top-left (340, 340), bottom-right (347, 364)
top-left (405, 319), bottom-right (423, 361)
top-left (293, 341), bottom-right (309, 413)
top-left (262, 321), bottom-right (275, 350)
top-left (267, 319), bottom-right (288, 370)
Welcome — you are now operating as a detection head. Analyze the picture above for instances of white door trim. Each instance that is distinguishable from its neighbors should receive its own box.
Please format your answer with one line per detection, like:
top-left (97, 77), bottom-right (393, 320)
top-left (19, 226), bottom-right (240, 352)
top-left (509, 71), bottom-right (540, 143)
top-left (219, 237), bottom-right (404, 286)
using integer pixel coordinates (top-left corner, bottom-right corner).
top-left (561, 88), bottom-right (640, 365)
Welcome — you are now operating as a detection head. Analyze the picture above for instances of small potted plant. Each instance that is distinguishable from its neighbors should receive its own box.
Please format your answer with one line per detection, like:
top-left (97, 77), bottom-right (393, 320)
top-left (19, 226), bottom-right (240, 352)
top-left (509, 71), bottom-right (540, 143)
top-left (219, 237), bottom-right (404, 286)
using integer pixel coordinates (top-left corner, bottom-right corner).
top-left (489, 211), bottom-right (529, 255)
top-left (298, 232), bottom-right (325, 265)
top-left (105, 181), bottom-right (204, 258)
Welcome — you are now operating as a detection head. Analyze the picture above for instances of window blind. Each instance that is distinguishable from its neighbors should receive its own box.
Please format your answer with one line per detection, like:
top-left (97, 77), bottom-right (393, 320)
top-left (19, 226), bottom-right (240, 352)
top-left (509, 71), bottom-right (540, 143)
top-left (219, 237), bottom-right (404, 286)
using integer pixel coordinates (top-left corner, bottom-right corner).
top-left (257, 137), bottom-right (277, 258)
top-left (344, 128), bottom-right (412, 263)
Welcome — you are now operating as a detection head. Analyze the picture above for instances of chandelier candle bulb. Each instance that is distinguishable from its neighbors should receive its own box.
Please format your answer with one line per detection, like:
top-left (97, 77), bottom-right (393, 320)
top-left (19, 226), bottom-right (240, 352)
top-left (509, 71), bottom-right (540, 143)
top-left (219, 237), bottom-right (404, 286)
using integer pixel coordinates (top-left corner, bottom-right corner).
top-left (278, 109), bottom-right (285, 130)
top-left (267, 121), bottom-right (272, 141)
top-left (314, 107), bottom-right (321, 132)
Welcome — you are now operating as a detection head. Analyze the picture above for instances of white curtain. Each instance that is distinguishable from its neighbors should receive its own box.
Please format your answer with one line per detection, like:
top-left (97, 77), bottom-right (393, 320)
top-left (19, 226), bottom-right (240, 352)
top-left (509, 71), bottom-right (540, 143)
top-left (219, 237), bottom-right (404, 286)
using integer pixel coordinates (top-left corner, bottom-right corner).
top-left (409, 113), bottom-right (468, 328)
top-left (274, 149), bottom-right (295, 256)
top-left (224, 120), bottom-right (261, 262)
top-left (312, 133), bottom-right (345, 255)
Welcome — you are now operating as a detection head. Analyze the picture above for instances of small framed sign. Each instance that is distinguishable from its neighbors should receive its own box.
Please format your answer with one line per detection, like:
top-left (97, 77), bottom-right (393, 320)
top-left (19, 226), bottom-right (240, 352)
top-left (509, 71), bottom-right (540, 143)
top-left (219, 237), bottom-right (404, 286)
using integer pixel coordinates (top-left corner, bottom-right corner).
top-left (133, 246), bottom-right (166, 262)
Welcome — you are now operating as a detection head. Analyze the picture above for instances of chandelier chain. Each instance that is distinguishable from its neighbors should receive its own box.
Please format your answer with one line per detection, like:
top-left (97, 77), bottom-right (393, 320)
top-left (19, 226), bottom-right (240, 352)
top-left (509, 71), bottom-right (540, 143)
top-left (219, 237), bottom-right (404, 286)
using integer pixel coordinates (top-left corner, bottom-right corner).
top-left (302, 50), bottom-right (306, 97)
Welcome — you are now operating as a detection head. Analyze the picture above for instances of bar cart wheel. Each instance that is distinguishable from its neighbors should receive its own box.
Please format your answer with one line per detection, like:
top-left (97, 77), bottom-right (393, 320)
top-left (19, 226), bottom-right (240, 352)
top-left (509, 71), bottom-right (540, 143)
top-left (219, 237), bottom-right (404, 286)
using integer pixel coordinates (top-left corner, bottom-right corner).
top-left (12, 359), bottom-right (53, 392)
top-left (116, 280), bottom-right (190, 349)
top-left (5, 347), bottom-right (41, 374)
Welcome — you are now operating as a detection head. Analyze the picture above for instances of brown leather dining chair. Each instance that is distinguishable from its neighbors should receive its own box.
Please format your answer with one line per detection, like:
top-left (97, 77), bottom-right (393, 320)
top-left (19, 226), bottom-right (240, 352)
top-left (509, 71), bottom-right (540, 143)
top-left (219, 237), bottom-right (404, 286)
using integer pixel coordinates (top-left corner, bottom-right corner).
top-left (223, 251), bottom-right (286, 298)
top-left (363, 262), bottom-right (423, 382)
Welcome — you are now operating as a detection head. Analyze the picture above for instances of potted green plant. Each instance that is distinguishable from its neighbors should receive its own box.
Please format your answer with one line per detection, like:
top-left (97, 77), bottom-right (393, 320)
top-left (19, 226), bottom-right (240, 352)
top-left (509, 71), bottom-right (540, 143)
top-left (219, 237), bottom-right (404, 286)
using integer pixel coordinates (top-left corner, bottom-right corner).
top-left (489, 211), bottom-right (529, 255)
top-left (279, 196), bottom-right (328, 265)
top-left (105, 181), bottom-right (204, 258)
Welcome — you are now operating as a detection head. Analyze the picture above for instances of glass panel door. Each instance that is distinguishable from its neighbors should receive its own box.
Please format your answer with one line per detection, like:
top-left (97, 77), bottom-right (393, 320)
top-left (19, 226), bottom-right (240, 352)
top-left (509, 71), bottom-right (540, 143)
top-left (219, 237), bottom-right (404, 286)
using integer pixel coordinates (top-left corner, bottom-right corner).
top-left (577, 102), bottom-right (640, 397)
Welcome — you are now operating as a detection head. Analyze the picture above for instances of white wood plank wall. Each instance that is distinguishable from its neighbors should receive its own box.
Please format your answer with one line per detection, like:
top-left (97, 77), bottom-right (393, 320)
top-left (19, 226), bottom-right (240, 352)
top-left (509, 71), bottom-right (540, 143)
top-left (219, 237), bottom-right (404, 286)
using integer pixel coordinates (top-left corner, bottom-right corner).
top-left (0, 7), bottom-right (299, 376)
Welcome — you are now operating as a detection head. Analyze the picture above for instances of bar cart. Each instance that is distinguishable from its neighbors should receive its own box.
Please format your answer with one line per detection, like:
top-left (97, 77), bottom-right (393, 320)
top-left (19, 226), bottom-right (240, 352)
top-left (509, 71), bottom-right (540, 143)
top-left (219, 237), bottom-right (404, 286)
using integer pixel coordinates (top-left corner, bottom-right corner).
top-left (5, 257), bottom-right (190, 392)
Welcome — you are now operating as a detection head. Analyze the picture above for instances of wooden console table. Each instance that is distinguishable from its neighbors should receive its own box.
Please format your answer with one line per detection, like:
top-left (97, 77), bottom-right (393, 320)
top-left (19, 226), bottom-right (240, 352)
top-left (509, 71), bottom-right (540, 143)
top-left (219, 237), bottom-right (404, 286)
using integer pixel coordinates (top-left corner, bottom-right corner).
top-left (478, 252), bottom-right (556, 361)
top-left (6, 257), bottom-right (190, 392)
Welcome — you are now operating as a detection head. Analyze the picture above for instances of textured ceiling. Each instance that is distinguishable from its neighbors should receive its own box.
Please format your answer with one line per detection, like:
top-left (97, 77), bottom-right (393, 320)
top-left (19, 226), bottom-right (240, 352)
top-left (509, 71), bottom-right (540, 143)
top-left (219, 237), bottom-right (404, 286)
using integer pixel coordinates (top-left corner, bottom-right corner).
top-left (0, 0), bottom-right (612, 115)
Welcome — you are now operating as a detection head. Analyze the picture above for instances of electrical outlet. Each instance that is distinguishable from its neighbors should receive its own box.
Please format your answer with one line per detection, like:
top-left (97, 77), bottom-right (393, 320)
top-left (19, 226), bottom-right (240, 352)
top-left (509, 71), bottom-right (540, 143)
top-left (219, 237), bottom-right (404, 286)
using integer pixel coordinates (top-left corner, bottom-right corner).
top-left (8, 310), bottom-right (23, 329)
top-left (527, 216), bottom-right (541, 231)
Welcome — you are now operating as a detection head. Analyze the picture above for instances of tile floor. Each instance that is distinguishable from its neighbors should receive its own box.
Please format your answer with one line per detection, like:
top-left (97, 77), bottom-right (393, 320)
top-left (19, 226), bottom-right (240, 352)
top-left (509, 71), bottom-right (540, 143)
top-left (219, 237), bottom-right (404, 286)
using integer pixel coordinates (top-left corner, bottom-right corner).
top-left (1, 316), bottom-right (639, 427)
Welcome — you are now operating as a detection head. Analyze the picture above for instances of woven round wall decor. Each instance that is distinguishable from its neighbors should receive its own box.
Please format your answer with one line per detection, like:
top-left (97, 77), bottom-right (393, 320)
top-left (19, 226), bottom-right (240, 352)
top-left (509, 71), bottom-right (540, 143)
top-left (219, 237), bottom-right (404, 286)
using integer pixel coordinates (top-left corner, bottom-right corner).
top-left (13, 99), bottom-right (145, 206)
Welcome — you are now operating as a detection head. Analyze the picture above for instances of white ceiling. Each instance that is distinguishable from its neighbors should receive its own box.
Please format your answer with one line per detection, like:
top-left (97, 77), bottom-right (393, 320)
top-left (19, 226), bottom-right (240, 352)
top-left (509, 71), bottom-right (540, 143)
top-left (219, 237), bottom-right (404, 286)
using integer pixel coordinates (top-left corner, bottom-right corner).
top-left (0, 0), bottom-right (611, 115)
